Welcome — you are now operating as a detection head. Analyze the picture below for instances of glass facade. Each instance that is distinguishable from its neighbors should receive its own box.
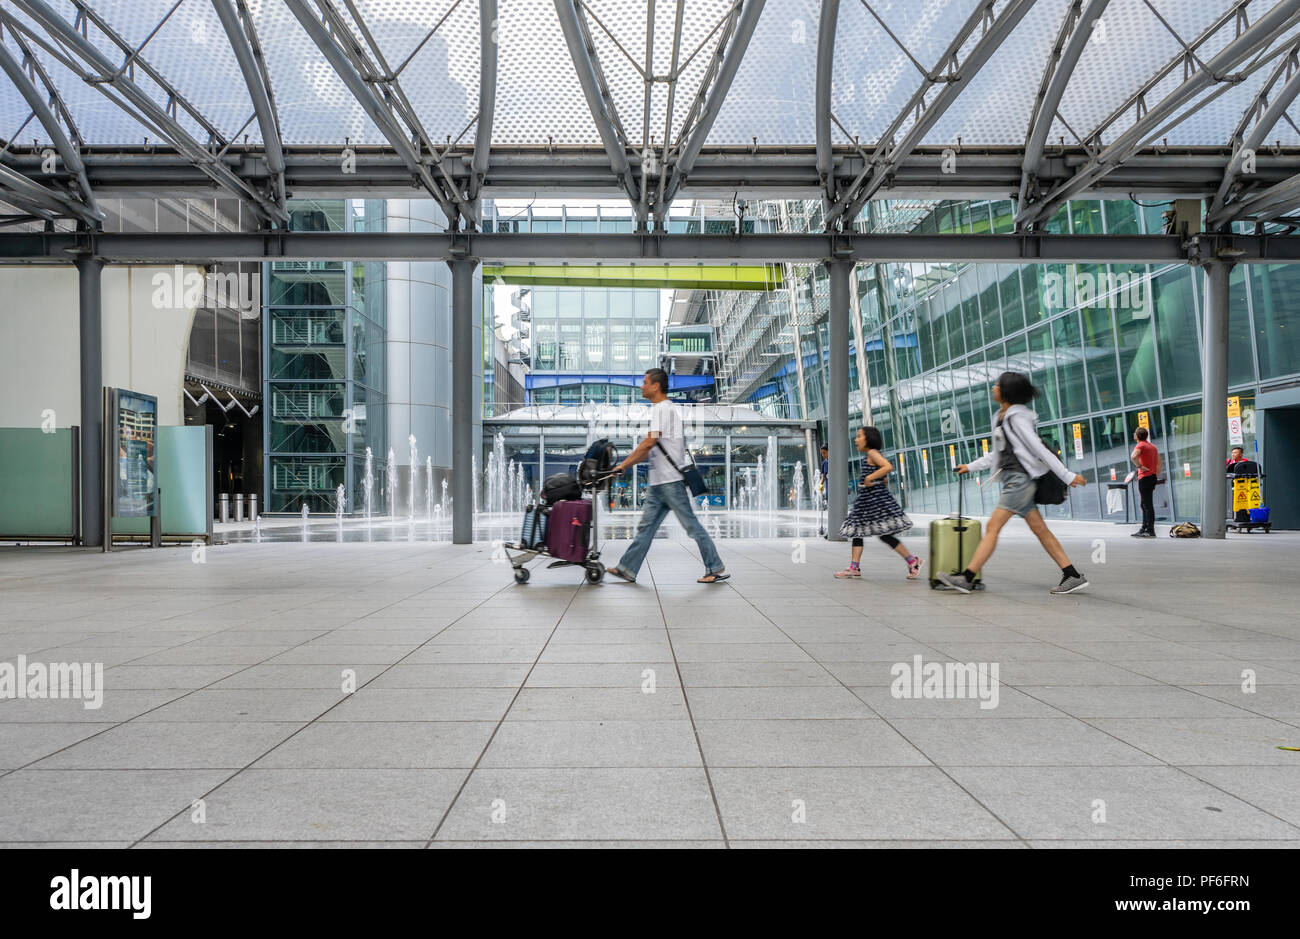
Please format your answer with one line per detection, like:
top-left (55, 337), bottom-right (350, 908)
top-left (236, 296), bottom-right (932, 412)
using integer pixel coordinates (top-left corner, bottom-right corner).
top-left (525, 286), bottom-right (661, 406)
top-left (265, 200), bottom-right (388, 514)
top-left (484, 410), bottom-right (810, 511)
top-left (772, 198), bottom-right (1287, 524)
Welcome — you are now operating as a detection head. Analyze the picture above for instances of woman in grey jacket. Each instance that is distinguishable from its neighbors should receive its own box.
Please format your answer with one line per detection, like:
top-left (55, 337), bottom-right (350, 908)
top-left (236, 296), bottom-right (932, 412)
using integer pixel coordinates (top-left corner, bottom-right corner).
top-left (936, 372), bottom-right (1090, 596)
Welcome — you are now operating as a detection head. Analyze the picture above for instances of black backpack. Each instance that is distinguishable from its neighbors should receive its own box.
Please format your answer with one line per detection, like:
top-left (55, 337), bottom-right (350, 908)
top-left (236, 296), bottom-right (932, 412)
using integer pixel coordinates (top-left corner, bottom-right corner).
top-left (579, 438), bottom-right (618, 491)
top-left (542, 473), bottom-right (581, 504)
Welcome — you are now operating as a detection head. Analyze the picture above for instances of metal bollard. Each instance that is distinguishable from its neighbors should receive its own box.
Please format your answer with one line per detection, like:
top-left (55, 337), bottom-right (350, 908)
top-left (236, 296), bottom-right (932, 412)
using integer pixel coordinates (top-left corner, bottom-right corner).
top-left (248, 494), bottom-right (258, 519)
top-left (234, 493), bottom-right (245, 522)
top-left (219, 493), bottom-right (229, 524)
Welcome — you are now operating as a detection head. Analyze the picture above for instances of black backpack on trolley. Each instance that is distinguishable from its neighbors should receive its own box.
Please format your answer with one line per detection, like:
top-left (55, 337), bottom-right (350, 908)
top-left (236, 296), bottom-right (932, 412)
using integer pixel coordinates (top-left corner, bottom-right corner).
top-left (542, 473), bottom-right (581, 504)
top-left (578, 438), bottom-right (618, 491)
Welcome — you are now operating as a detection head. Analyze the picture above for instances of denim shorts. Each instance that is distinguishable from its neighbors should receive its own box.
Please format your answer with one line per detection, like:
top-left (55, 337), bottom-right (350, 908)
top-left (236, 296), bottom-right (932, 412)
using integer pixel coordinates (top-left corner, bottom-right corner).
top-left (996, 470), bottom-right (1038, 518)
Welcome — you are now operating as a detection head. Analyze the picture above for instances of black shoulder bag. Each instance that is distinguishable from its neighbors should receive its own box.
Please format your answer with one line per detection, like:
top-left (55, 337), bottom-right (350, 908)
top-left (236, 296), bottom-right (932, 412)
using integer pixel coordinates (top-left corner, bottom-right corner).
top-left (653, 439), bottom-right (709, 498)
top-left (1003, 415), bottom-right (1069, 506)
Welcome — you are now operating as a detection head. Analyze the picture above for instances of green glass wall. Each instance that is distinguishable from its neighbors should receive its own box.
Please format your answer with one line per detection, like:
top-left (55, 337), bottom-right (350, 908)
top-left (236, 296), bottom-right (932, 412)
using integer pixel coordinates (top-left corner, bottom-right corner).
top-left (773, 198), bottom-right (1287, 524)
top-left (266, 199), bottom-right (387, 514)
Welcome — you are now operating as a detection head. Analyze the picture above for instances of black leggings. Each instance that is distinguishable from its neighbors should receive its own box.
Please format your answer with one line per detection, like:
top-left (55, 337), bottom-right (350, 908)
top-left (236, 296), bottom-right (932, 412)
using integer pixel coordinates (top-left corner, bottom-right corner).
top-left (853, 535), bottom-right (900, 549)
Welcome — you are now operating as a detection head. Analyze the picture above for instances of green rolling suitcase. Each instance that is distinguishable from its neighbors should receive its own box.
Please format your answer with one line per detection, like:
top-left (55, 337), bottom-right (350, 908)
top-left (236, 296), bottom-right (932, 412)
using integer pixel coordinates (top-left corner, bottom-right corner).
top-left (929, 478), bottom-right (982, 589)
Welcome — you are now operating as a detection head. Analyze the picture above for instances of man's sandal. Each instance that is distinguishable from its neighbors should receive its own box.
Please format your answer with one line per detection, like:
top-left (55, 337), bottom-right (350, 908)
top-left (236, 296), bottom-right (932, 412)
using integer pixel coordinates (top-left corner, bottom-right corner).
top-left (697, 572), bottom-right (731, 584)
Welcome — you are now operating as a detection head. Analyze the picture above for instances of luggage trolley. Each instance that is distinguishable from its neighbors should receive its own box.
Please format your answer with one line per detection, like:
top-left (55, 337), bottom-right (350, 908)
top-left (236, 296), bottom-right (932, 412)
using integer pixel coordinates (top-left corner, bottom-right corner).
top-left (503, 441), bottom-right (619, 585)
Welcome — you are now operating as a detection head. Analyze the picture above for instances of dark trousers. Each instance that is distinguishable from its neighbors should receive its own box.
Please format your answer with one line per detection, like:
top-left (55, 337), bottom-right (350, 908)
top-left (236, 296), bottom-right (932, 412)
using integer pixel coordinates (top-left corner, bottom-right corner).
top-left (852, 535), bottom-right (900, 549)
top-left (1138, 474), bottom-right (1157, 532)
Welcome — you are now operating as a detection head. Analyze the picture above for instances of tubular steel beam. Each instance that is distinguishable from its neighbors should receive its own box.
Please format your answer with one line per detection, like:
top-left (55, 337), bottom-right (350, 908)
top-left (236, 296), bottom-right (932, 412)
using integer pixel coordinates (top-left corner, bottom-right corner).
top-left (12, 147), bottom-right (1300, 207)
top-left (829, 0), bottom-right (1036, 229)
top-left (1018, 0), bottom-right (1111, 220)
top-left (283, 0), bottom-right (464, 225)
top-left (211, 0), bottom-right (286, 218)
top-left (553, 0), bottom-right (641, 212)
top-left (1018, 0), bottom-right (1300, 229)
top-left (1209, 42), bottom-right (1300, 224)
top-left (815, 0), bottom-right (840, 214)
top-left (1218, 169), bottom-right (1300, 221)
top-left (470, 0), bottom-right (498, 212)
top-left (0, 39), bottom-right (101, 222)
top-left (0, 162), bottom-right (98, 223)
top-left (10, 0), bottom-right (285, 222)
top-left (661, 0), bottom-right (766, 212)
top-left (6, 230), bottom-right (1300, 264)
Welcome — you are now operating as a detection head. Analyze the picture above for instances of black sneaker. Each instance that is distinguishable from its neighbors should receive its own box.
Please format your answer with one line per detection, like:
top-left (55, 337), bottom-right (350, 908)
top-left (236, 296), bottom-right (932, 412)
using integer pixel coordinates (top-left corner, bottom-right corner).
top-left (936, 571), bottom-right (972, 594)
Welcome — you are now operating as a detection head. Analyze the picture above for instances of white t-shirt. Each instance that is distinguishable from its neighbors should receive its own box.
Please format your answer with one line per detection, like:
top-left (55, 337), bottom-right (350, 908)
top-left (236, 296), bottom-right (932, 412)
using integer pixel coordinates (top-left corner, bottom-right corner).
top-left (648, 399), bottom-right (687, 486)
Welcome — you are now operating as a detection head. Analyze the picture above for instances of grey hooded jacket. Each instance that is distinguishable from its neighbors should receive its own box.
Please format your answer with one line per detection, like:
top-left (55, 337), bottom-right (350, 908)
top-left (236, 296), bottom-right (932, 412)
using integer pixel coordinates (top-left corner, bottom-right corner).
top-left (965, 404), bottom-right (1075, 485)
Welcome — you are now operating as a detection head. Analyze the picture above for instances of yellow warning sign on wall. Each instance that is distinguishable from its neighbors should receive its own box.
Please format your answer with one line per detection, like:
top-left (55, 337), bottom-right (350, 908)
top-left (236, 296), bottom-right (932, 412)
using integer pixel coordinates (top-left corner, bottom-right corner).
top-left (1227, 396), bottom-right (1241, 419)
top-left (1137, 411), bottom-right (1150, 430)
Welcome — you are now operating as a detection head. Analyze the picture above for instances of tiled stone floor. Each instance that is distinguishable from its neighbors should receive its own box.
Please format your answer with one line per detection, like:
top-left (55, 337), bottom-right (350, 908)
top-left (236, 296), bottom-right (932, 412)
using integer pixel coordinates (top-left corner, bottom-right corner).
top-left (3, 517), bottom-right (1299, 848)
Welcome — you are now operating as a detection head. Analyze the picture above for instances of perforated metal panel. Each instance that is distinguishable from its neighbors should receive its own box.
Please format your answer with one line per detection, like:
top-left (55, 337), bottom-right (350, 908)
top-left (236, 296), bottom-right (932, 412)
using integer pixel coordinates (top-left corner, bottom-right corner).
top-left (0, 0), bottom-right (1294, 152)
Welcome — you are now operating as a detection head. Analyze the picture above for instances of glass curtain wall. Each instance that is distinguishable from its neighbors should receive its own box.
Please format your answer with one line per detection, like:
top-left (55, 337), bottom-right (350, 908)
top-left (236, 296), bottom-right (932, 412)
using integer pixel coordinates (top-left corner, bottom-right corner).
top-left (266, 199), bottom-right (387, 514)
top-left (785, 197), bottom-right (1287, 524)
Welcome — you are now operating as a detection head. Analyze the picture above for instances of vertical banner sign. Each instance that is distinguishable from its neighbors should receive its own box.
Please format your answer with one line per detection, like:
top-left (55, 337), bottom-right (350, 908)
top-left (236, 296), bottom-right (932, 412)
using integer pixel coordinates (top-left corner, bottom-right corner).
top-left (108, 388), bottom-right (158, 517)
top-left (1137, 411), bottom-right (1150, 431)
top-left (948, 444), bottom-right (956, 469)
top-left (981, 439), bottom-right (989, 456)
top-left (921, 449), bottom-right (929, 481)
top-left (1072, 423), bottom-right (1084, 460)
top-left (1227, 396), bottom-right (1244, 446)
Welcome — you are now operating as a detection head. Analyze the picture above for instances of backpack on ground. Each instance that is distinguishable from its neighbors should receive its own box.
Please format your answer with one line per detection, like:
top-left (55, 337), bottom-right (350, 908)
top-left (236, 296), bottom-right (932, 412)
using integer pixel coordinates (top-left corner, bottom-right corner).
top-left (1169, 521), bottom-right (1201, 538)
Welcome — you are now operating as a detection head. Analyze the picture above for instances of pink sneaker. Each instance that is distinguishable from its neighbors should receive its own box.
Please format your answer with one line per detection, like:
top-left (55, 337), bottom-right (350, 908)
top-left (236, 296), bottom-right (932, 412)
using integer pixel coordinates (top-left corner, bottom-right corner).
top-left (834, 566), bottom-right (861, 579)
top-left (906, 556), bottom-right (924, 580)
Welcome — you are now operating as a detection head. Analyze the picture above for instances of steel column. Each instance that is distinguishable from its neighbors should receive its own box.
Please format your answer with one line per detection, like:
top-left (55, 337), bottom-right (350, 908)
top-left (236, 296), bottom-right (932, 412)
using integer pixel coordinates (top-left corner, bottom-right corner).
top-left (827, 259), bottom-right (850, 541)
top-left (1200, 261), bottom-right (1232, 539)
top-left (451, 258), bottom-right (479, 543)
top-left (77, 256), bottom-right (104, 547)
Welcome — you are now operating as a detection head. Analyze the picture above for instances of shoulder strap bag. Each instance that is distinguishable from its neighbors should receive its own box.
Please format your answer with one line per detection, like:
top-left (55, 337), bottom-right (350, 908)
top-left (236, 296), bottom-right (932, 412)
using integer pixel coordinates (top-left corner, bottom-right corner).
top-left (1003, 413), bottom-right (1070, 506)
top-left (653, 439), bottom-right (709, 498)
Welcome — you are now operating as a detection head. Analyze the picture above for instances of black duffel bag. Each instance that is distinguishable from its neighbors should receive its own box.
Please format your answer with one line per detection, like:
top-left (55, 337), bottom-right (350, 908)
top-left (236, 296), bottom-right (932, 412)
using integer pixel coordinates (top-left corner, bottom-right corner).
top-left (542, 472), bottom-right (581, 504)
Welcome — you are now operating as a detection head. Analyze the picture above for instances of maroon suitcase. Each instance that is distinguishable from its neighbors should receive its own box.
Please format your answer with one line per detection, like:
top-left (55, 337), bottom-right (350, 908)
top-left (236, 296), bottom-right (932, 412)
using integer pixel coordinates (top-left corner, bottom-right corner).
top-left (545, 499), bottom-right (592, 563)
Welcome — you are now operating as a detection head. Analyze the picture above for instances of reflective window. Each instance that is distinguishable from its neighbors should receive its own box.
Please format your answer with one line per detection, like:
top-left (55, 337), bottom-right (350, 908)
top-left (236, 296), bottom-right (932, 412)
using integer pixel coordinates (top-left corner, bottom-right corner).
top-left (1150, 265), bottom-right (1200, 398)
top-left (1249, 264), bottom-right (1300, 381)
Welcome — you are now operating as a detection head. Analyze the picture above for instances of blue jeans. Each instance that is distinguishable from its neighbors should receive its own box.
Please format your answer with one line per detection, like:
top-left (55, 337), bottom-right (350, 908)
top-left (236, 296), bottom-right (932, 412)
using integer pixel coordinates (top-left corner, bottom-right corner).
top-left (616, 480), bottom-right (724, 577)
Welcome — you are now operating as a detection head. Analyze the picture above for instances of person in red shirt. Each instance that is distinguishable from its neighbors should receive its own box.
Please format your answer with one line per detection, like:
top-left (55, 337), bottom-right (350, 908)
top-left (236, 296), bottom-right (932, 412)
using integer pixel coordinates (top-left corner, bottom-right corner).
top-left (1226, 446), bottom-right (1246, 468)
top-left (1131, 427), bottom-right (1161, 537)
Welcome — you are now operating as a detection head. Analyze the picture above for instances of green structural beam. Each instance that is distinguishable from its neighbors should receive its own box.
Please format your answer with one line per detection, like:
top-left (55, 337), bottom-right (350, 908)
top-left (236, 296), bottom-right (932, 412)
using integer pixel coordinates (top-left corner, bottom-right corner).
top-left (481, 263), bottom-right (783, 291)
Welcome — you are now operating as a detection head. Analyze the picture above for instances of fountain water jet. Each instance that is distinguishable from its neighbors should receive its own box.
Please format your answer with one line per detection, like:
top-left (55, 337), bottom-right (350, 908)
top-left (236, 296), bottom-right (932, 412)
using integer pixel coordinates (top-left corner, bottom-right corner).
top-left (386, 447), bottom-right (397, 518)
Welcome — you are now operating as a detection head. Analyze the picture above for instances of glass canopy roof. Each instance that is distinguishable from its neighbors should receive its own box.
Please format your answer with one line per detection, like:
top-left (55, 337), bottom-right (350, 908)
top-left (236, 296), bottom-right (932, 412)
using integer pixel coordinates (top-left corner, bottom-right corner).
top-left (2, 0), bottom-right (1299, 229)
top-left (3, 0), bottom-right (1296, 147)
